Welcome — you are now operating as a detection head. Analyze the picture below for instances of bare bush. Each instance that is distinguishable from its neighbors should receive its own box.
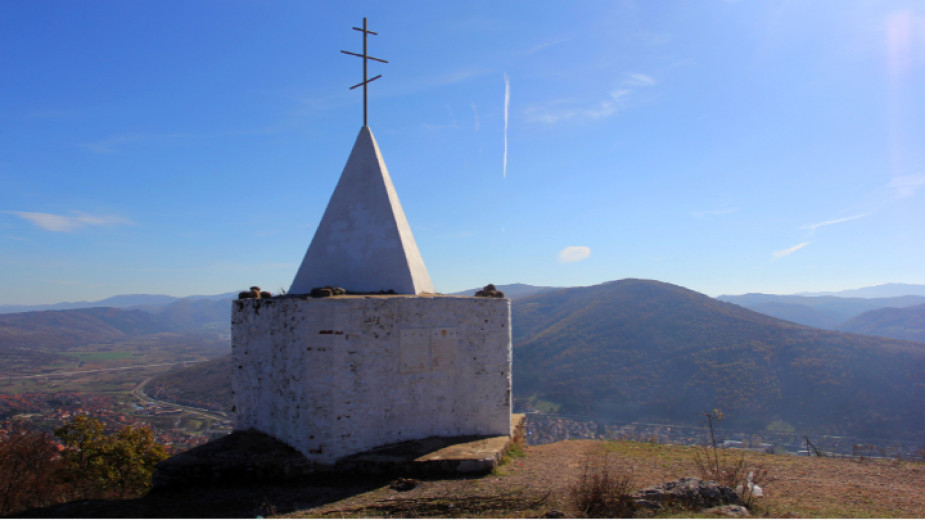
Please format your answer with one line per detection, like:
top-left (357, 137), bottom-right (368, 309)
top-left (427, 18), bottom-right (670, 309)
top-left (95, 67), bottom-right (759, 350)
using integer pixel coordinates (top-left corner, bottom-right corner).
top-left (693, 409), bottom-right (771, 507)
top-left (568, 454), bottom-right (637, 518)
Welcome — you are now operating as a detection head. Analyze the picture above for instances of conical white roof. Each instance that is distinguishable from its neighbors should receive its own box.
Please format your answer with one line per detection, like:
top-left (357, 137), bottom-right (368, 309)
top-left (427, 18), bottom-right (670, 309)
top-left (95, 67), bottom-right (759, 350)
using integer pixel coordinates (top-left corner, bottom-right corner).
top-left (289, 126), bottom-right (434, 295)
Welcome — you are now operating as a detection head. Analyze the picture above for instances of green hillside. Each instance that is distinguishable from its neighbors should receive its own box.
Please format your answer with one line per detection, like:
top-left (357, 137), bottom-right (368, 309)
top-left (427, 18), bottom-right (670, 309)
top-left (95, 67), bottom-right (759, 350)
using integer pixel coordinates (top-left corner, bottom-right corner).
top-left (513, 279), bottom-right (925, 441)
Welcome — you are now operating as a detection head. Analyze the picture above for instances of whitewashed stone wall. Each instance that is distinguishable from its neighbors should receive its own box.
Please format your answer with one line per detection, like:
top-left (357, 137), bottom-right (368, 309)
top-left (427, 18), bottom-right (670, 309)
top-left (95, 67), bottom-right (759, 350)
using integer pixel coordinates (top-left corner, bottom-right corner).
top-left (231, 295), bottom-right (512, 464)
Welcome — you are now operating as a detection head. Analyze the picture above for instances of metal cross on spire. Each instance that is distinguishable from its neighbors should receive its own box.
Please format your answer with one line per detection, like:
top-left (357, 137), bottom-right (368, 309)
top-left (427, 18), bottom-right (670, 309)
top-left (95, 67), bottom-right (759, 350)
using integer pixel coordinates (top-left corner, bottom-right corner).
top-left (341, 18), bottom-right (388, 127)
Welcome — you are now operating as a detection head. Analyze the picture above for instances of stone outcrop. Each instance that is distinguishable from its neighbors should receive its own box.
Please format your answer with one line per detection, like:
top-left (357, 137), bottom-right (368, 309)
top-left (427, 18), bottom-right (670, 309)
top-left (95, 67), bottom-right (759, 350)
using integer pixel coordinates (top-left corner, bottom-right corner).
top-left (630, 477), bottom-right (743, 511)
top-left (704, 504), bottom-right (752, 517)
top-left (237, 286), bottom-right (272, 299)
top-left (309, 286), bottom-right (347, 298)
top-left (475, 284), bottom-right (505, 298)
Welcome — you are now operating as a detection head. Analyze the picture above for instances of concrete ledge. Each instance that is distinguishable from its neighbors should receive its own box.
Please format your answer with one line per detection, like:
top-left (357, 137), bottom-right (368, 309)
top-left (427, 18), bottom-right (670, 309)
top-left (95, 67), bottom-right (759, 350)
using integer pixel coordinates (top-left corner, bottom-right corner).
top-left (336, 414), bottom-right (527, 477)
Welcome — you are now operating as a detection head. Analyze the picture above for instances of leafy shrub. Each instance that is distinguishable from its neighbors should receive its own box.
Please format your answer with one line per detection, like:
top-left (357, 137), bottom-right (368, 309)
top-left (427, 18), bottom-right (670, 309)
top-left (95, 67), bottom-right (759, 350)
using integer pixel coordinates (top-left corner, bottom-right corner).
top-left (55, 415), bottom-right (168, 499)
top-left (568, 454), bottom-right (636, 518)
top-left (0, 417), bottom-right (169, 514)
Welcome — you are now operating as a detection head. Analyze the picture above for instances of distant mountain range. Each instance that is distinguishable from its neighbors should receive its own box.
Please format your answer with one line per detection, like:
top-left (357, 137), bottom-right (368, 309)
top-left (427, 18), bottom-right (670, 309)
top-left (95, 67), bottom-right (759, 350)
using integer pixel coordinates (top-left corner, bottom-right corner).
top-left (0, 299), bottom-right (232, 352)
top-left (0, 292), bottom-right (237, 315)
top-left (0, 307), bottom-right (177, 351)
top-left (796, 283), bottom-right (925, 298)
top-left (7, 280), bottom-right (925, 348)
top-left (450, 283), bottom-right (562, 299)
top-left (716, 293), bottom-right (925, 330)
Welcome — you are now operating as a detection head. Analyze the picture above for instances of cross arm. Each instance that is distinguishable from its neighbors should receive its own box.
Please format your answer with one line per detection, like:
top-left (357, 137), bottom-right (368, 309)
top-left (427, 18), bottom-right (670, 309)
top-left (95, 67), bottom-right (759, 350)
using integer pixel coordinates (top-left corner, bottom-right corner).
top-left (340, 50), bottom-right (389, 64)
top-left (349, 75), bottom-right (382, 90)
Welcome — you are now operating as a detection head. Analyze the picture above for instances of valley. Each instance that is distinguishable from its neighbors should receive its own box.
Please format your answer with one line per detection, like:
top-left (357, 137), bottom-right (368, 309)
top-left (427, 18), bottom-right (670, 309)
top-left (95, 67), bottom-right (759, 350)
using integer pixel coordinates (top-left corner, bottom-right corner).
top-left (0, 328), bottom-right (232, 451)
top-left (2, 279), bottom-right (924, 459)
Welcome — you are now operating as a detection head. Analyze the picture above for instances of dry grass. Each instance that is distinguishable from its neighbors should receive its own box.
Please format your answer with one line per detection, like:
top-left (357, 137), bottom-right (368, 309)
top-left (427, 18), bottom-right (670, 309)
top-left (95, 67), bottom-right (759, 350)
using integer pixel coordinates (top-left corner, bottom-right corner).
top-left (567, 454), bottom-right (636, 518)
top-left (18, 438), bottom-right (925, 518)
top-left (288, 440), bottom-right (925, 518)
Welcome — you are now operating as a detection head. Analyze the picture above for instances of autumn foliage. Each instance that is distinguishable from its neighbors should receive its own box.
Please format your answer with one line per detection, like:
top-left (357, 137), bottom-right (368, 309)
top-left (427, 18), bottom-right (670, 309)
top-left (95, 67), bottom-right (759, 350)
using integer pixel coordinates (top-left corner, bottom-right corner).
top-left (0, 416), bottom-right (168, 515)
top-left (0, 428), bottom-right (65, 514)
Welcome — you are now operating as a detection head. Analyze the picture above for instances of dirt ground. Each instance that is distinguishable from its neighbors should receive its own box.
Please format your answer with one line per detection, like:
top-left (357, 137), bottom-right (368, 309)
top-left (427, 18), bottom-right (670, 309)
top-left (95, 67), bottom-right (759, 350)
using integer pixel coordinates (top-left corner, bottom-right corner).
top-left (16, 439), bottom-right (925, 518)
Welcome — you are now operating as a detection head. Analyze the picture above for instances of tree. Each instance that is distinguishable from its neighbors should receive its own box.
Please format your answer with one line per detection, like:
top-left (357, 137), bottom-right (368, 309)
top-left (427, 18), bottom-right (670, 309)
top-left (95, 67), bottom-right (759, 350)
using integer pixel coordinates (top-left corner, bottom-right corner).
top-left (54, 415), bottom-right (168, 499)
top-left (0, 428), bottom-right (64, 515)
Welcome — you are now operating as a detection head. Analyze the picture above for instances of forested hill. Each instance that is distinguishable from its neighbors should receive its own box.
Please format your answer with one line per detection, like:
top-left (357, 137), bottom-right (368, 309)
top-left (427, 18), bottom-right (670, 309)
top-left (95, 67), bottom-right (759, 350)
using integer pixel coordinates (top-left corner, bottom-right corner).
top-left (836, 303), bottom-right (925, 343)
top-left (0, 307), bottom-right (176, 350)
top-left (513, 279), bottom-right (925, 441)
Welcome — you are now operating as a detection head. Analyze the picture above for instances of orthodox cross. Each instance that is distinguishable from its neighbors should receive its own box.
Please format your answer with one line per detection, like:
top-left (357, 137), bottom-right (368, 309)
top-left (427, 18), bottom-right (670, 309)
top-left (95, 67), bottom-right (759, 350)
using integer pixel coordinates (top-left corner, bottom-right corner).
top-left (341, 18), bottom-right (388, 127)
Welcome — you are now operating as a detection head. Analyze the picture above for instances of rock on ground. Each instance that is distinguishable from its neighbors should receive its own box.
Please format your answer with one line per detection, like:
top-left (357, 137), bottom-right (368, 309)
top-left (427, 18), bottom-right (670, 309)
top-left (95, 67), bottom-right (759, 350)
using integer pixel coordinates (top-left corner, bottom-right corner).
top-left (630, 477), bottom-right (742, 511)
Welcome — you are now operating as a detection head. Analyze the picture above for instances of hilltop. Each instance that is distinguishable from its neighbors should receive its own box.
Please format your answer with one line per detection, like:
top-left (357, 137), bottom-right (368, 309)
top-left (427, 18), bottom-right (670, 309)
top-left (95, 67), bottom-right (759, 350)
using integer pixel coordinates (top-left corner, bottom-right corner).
top-left (19, 439), bottom-right (925, 518)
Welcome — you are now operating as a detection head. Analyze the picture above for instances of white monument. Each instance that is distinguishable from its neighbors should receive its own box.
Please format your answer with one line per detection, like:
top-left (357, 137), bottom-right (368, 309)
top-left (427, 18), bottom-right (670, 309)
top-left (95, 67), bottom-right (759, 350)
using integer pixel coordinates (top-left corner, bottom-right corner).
top-left (230, 19), bottom-right (512, 465)
top-left (289, 126), bottom-right (433, 296)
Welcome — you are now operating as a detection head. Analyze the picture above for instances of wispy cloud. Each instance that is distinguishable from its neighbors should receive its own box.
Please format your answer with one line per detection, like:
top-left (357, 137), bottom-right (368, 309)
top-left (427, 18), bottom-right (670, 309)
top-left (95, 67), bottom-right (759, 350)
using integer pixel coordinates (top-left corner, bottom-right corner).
top-left (80, 132), bottom-right (193, 154)
top-left (380, 67), bottom-right (491, 100)
top-left (471, 103), bottom-right (480, 131)
top-left (503, 73), bottom-right (510, 178)
top-left (520, 36), bottom-right (571, 56)
top-left (624, 72), bottom-right (657, 86)
top-left (5, 211), bottom-right (134, 232)
top-left (691, 207), bottom-right (738, 219)
top-left (773, 241), bottom-right (810, 260)
top-left (801, 213), bottom-right (872, 233)
top-left (526, 89), bottom-right (631, 124)
top-left (525, 71), bottom-right (658, 125)
top-left (889, 173), bottom-right (925, 198)
top-left (558, 245), bottom-right (591, 263)
top-left (421, 104), bottom-right (459, 130)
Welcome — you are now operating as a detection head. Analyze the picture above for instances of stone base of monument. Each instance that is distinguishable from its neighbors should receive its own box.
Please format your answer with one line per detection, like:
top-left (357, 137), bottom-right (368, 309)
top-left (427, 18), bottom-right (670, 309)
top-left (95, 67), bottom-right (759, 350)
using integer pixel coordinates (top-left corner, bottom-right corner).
top-left (153, 414), bottom-right (525, 488)
top-left (231, 294), bottom-right (513, 465)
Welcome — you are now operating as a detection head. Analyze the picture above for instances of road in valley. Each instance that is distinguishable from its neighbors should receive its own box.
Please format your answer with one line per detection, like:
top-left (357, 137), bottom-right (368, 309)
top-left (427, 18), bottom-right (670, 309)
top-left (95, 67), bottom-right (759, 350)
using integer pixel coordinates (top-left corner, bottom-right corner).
top-left (130, 375), bottom-right (228, 422)
top-left (3, 362), bottom-right (199, 380)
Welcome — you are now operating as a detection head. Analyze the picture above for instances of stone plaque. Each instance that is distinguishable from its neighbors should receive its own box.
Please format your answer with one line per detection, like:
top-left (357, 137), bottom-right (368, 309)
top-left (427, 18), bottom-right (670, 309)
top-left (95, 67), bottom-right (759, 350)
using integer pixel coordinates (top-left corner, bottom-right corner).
top-left (400, 329), bottom-right (429, 373)
top-left (431, 328), bottom-right (457, 369)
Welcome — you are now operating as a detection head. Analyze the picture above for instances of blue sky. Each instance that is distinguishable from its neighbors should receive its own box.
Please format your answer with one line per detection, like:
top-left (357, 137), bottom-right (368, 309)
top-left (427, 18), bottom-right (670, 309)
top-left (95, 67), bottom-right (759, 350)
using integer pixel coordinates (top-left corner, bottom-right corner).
top-left (2, 1), bottom-right (924, 305)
